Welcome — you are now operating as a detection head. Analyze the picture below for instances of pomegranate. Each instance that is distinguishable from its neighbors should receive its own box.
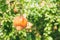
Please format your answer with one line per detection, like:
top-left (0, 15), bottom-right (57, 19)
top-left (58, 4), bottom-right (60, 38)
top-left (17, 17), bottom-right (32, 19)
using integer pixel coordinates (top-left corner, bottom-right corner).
top-left (13, 16), bottom-right (27, 30)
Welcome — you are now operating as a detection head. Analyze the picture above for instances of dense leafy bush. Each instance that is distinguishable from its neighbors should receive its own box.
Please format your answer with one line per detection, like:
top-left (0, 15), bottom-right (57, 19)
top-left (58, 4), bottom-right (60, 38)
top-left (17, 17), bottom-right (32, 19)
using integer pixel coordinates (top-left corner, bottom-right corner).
top-left (0, 0), bottom-right (60, 40)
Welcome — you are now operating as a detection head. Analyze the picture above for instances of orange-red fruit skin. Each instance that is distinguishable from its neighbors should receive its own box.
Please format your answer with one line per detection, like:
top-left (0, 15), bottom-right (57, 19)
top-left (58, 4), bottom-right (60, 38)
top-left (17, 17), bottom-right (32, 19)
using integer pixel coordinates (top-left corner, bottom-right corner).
top-left (16, 26), bottom-right (23, 31)
top-left (13, 16), bottom-right (27, 30)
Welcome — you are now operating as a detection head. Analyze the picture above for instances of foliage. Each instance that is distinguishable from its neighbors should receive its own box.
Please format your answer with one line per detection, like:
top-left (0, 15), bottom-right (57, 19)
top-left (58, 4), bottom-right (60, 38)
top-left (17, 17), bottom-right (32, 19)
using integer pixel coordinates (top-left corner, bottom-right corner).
top-left (0, 0), bottom-right (60, 40)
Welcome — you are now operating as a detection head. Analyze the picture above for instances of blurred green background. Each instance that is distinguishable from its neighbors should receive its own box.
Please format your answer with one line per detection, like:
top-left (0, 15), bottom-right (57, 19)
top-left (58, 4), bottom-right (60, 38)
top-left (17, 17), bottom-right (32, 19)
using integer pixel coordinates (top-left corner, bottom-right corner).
top-left (0, 0), bottom-right (60, 40)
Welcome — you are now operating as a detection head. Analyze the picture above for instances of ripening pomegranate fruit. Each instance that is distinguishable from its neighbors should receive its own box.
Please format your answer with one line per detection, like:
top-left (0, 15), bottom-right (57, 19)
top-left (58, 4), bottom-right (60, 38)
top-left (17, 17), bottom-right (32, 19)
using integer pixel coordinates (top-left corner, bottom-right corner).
top-left (13, 15), bottom-right (27, 30)
top-left (13, 8), bottom-right (18, 13)
top-left (26, 22), bottom-right (33, 29)
top-left (16, 26), bottom-right (23, 31)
